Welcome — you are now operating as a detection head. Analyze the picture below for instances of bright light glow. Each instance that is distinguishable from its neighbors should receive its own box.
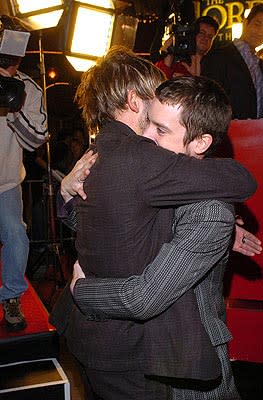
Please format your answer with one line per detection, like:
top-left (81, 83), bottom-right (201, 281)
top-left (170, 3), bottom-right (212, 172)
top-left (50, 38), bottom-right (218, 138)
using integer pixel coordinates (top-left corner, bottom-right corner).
top-left (80, 0), bottom-right (114, 8)
top-left (66, 56), bottom-right (96, 72)
top-left (48, 67), bottom-right (57, 79)
top-left (256, 43), bottom-right (263, 53)
top-left (231, 9), bottom-right (251, 41)
top-left (13, 0), bottom-right (63, 14)
top-left (162, 26), bottom-right (171, 46)
top-left (232, 22), bottom-right (243, 40)
top-left (9, 0), bottom-right (64, 29)
top-left (244, 9), bottom-right (251, 18)
top-left (26, 10), bottom-right (63, 30)
top-left (71, 7), bottom-right (115, 57)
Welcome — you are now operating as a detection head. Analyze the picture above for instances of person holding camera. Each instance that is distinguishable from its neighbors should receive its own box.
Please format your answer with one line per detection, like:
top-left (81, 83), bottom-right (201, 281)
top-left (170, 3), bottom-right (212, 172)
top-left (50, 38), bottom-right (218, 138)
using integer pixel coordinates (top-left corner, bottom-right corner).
top-left (156, 16), bottom-right (219, 78)
top-left (0, 15), bottom-right (48, 331)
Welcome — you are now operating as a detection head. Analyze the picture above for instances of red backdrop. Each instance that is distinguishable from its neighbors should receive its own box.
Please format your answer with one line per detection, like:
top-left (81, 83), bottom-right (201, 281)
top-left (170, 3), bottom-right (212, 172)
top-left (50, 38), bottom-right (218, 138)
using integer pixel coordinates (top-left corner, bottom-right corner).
top-left (225, 119), bottom-right (263, 362)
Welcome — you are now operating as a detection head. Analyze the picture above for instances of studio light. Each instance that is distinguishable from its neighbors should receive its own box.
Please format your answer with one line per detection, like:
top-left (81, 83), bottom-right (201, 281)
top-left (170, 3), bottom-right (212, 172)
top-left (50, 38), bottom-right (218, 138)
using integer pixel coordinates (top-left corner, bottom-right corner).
top-left (63, 0), bottom-right (115, 71)
top-left (8, 0), bottom-right (64, 30)
top-left (8, 1), bottom-right (118, 71)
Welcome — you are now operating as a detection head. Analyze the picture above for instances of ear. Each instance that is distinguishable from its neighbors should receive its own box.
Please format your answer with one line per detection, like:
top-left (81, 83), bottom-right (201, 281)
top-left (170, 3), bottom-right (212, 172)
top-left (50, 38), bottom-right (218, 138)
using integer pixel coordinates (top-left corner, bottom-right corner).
top-left (192, 134), bottom-right (213, 157)
top-left (127, 89), bottom-right (141, 113)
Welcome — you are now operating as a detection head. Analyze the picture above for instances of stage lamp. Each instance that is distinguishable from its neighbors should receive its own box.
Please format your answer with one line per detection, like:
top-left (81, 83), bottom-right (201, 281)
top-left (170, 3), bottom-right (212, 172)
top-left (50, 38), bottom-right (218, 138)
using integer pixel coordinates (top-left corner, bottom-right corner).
top-left (47, 67), bottom-right (58, 80)
top-left (63, 0), bottom-right (115, 71)
top-left (8, 0), bottom-right (64, 30)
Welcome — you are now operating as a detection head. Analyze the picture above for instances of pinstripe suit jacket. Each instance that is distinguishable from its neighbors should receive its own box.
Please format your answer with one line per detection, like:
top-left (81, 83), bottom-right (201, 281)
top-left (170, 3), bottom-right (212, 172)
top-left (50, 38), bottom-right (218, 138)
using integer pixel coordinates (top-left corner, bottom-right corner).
top-left (73, 200), bottom-right (235, 357)
top-left (50, 121), bottom-right (256, 381)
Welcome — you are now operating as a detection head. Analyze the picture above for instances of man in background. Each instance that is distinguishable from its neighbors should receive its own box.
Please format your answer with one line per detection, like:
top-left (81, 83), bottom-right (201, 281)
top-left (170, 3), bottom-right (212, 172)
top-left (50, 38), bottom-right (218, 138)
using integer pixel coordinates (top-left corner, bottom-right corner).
top-left (202, 4), bottom-right (263, 119)
top-left (156, 16), bottom-right (219, 78)
top-left (0, 15), bottom-right (48, 331)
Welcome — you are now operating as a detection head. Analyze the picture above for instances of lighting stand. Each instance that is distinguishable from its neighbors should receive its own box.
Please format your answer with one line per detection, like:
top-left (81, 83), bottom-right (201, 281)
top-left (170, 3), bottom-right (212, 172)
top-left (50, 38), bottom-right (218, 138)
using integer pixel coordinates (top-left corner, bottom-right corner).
top-left (28, 31), bottom-right (65, 287)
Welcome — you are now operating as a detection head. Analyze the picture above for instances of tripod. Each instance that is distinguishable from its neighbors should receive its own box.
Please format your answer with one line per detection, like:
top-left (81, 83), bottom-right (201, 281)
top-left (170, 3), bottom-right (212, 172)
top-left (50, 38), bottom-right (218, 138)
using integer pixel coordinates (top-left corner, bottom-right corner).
top-left (27, 31), bottom-right (66, 288)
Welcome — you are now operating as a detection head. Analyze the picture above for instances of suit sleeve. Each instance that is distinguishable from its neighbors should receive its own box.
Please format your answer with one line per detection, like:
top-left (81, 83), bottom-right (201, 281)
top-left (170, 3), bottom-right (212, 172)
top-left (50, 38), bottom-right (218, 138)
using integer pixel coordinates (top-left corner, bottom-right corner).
top-left (56, 192), bottom-right (77, 231)
top-left (73, 200), bottom-right (235, 320)
top-left (136, 140), bottom-right (257, 207)
top-left (56, 137), bottom-right (257, 231)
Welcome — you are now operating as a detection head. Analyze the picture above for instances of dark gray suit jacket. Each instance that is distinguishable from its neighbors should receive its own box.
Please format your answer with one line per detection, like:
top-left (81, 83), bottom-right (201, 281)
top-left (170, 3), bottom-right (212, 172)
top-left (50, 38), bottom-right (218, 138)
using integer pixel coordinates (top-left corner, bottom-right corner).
top-left (50, 121), bottom-right (256, 380)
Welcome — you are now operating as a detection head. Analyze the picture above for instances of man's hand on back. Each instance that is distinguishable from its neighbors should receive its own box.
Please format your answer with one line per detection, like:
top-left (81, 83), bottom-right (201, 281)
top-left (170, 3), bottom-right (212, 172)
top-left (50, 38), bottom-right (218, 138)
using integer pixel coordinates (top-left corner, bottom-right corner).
top-left (60, 150), bottom-right (98, 202)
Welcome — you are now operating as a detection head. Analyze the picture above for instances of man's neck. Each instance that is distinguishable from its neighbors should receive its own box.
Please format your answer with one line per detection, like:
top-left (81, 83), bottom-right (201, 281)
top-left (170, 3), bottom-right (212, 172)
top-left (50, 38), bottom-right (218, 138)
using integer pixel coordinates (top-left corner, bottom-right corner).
top-left (115, 112), bottom-right (141, 136)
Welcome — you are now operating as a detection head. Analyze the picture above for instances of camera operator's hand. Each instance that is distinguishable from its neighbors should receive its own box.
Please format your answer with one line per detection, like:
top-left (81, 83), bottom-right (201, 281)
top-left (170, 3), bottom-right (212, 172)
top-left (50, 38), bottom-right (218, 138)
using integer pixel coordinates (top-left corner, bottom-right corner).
top-left (181, 54), bottom-right (202, 76)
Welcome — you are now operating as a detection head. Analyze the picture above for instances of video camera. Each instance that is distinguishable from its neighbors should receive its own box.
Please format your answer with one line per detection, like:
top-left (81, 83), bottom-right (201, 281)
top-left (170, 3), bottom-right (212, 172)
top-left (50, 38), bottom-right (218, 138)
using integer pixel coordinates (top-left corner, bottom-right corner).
top-left (164, 7), bottom-right (196, 62)
top-left (0, 75), bottom-right (25, 112)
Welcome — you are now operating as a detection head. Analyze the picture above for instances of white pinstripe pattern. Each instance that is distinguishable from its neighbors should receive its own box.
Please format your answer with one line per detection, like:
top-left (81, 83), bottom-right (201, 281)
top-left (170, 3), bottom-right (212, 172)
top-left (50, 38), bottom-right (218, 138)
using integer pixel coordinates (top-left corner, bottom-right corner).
top-left (172, 345), bottom-right (240, 399)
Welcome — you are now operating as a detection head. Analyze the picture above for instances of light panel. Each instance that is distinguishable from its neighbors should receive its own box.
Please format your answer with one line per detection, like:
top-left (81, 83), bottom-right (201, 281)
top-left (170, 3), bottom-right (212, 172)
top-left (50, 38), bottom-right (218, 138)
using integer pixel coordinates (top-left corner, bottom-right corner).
top-left (9, 0), bottom-right (116, 71)
top-left (64, 1), bottom-right (115, 71)
top-left (79, 0), bottom-right (115, 7)
top-left (71, 7), bottom-right (114, 57)
top-left (65, 56), bottom-right (96, 72)
top-left (9, 0), bottom-right (64, 29)
top-left (24, 10), bottom-right (64, 30)
top-left (12, 0), bottom-right (63, 14)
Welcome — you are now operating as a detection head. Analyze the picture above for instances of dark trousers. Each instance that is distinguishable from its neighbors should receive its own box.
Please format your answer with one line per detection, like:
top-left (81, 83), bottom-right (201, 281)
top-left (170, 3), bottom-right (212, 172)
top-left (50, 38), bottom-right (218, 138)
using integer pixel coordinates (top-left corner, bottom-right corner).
top-left (77, 362), bottom-right (173, 400)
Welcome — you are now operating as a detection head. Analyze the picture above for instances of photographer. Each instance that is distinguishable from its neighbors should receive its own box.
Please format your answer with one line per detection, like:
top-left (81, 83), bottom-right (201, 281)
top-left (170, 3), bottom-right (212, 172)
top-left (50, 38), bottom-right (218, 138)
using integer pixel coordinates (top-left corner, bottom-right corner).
top-left (0, 15), bottom-right (48, 331)
top-left (155, 16), bottom-right (219, 78)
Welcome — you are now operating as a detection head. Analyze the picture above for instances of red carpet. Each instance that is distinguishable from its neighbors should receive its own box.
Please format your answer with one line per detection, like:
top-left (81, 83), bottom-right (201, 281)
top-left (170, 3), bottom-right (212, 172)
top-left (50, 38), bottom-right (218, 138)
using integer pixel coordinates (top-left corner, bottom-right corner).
top-left (0, 279), bottom-right (55, 339)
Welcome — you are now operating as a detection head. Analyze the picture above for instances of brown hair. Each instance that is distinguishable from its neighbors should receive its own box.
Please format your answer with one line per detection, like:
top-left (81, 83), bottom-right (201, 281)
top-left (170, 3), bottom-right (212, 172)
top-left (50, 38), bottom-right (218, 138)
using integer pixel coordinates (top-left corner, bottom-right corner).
top-left (155, 76), bottom-right (232, 157)
top-left (75, 46), bottom-right (165, 136)
top-left (246, 3), bottom-right (263, 24)
top-left (195, 16), bottom-right (219, 35)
